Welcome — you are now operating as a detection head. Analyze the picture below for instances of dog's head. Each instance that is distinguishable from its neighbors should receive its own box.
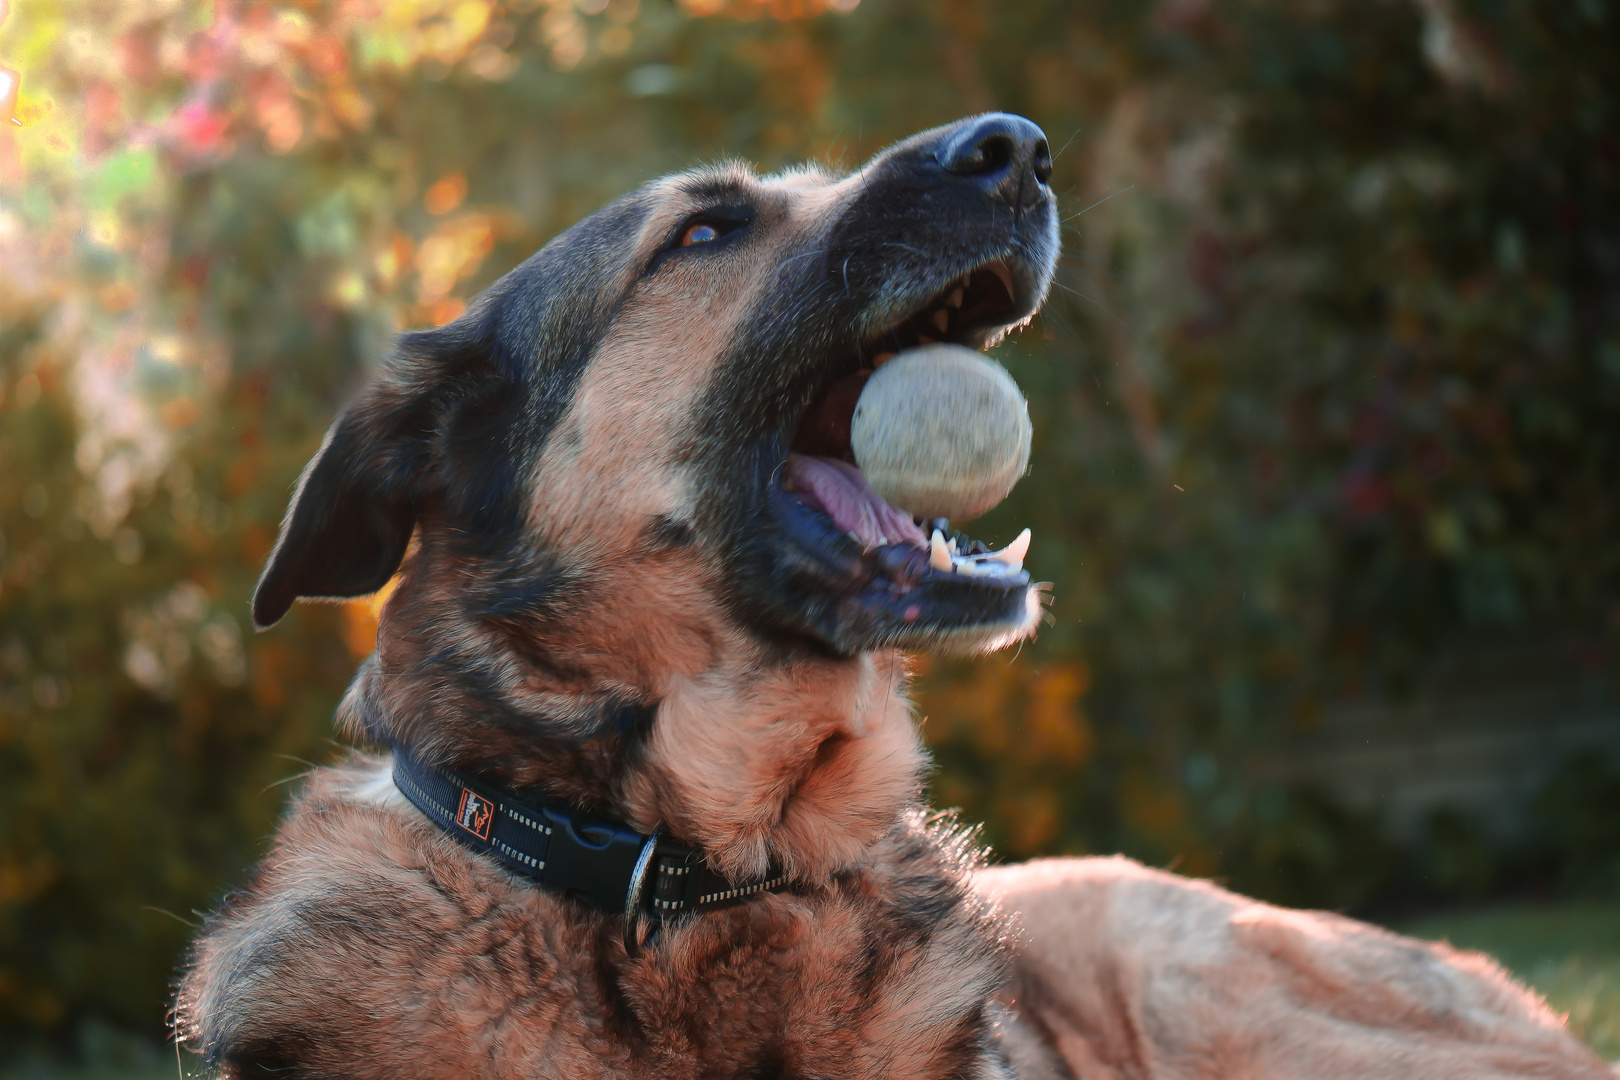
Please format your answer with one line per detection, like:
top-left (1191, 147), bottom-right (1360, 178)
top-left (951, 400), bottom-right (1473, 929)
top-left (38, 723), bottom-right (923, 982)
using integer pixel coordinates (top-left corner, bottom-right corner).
top-left (253, 114), bottom-right (1058, 878)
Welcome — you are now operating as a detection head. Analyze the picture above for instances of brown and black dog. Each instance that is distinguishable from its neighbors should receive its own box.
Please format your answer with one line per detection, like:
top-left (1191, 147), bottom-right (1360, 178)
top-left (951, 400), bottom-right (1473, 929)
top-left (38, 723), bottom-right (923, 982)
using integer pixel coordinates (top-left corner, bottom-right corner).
top-left (177, 116), bottom-right (1614, 1080)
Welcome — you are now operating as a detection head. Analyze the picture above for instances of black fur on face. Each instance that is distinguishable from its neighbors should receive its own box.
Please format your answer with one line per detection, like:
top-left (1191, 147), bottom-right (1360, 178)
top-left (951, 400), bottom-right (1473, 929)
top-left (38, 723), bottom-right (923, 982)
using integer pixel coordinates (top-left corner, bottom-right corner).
top-left (253, 115), bottom-right (1058, 765)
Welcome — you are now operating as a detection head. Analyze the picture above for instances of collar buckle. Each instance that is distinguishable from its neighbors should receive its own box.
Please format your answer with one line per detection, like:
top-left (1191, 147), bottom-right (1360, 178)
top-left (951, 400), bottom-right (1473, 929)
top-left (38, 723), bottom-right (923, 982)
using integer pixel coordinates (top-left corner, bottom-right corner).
top-left (537, 806), bottom-right (647, 914)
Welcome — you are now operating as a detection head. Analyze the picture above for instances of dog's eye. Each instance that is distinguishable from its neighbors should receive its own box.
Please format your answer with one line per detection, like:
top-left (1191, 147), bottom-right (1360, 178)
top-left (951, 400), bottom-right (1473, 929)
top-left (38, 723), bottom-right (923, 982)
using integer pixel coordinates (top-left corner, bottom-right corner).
top-left (649, 209), bottom-right (752, 272)
top-left (681, 222), bottom-right (721, 246)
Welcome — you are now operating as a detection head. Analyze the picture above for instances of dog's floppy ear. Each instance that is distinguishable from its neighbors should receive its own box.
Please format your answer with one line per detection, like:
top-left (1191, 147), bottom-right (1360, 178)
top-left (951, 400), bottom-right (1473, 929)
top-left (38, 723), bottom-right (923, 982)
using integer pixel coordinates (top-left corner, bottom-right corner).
top-left (251, 312), bottom-right (519, 630)
top-left (250, 375), bottom-right (434, 629)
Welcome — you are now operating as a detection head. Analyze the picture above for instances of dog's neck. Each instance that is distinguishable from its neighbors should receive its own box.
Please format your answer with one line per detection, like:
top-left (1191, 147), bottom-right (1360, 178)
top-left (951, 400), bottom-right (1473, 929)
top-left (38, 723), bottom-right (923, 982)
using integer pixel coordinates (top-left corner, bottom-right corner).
top-left (341, 543), bottom-right (928, 884)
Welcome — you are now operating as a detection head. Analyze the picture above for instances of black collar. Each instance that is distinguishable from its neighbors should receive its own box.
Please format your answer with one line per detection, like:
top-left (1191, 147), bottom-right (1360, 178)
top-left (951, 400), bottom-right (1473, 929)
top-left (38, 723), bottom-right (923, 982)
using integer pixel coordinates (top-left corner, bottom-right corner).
top-left (391, 744), bottom-right (789, 953)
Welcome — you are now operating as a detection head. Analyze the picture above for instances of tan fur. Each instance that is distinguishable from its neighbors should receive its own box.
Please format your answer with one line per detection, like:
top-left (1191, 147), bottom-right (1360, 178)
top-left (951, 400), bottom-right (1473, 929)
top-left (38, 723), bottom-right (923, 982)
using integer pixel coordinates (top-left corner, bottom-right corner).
top-left (978, 857), bottom-right (1616, 1079)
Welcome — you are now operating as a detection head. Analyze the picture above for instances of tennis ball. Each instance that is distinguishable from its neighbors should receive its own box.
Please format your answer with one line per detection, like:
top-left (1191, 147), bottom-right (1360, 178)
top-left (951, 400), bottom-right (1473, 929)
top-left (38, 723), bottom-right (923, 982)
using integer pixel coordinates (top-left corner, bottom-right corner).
top-left (850, 344), bottom-right (1031, 522)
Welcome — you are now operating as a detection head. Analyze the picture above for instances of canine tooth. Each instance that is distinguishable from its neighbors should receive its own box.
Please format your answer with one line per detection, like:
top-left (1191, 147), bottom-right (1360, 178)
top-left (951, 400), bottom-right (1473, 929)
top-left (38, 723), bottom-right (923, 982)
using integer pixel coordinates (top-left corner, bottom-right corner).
top-left (947, 287), bottom-right (964, 309)
top-left (929, 529), bottom-right (952, 572)
top-left (947, 536), bottom-right (958, 555)
top-left (931, 309), bottom-right (949, 334)
top-left (987, 527), bottom-right (1030, 565)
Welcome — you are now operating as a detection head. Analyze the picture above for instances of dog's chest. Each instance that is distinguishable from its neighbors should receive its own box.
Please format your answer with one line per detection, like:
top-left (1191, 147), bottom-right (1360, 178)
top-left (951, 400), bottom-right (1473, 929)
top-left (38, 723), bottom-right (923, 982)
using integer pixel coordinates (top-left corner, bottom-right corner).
top-left (178, 764), bottom-right (1017, 1080)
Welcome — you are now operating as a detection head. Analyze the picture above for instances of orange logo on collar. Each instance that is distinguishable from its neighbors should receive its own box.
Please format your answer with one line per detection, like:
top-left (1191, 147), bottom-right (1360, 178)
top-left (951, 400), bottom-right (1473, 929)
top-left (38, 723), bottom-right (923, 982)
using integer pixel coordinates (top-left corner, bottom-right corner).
top-left (456, 788), bottom-right (494, 840)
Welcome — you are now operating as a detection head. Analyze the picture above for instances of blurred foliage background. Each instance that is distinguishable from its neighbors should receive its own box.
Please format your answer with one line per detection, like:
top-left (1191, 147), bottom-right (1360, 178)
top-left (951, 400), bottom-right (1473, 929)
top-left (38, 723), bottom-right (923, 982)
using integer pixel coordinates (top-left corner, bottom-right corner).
top-left (1, 0), bottom-right (1617, 1064)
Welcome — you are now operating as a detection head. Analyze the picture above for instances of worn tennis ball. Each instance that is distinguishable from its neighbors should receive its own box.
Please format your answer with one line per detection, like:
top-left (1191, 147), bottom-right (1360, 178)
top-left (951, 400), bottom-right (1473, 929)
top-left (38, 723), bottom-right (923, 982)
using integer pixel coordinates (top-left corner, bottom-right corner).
top-left (851, 344), bottom-right (1031, 522)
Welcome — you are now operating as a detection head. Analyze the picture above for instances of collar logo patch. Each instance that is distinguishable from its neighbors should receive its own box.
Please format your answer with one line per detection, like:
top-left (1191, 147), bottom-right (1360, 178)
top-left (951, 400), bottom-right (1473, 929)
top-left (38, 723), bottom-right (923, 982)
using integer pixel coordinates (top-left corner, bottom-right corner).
top-left (455, 788), bottom-right (494, 841)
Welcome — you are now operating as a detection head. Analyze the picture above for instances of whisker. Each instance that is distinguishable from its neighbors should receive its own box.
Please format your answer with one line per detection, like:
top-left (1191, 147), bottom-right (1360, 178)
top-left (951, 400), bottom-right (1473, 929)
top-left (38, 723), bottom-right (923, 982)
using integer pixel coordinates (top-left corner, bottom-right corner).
top-left (1057, 250), bottom-right (1112, 264)
top-left (1036, 305), bottom-right (1087, 347)
top-left (1050, 125), bottom-right (1083, 162)
top-left (776, 248), bottom-right (831, 274)
top-left (1062, 184), bottom-right (1135, 223)
top-left (880, 241), bottom-right (932, 259)
top-left (144, 905), bottom-right (201, 930)
top-left (263, 770), bottom-right (312, 793)
top-left (1054, 281), bottom-right (1131, 330)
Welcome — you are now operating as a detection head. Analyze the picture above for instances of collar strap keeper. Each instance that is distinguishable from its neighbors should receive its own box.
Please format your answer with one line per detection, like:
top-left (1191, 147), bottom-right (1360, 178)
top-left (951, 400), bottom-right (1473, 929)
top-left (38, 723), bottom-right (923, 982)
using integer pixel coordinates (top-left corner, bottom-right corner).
top-left (391, 744), bottom-right (789, 935)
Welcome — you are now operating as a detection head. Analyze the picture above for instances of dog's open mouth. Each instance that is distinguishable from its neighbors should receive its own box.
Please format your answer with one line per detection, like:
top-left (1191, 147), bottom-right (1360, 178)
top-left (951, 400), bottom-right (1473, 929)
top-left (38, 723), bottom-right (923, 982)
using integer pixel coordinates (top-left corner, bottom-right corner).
top-left (756, 259), bottom-right (1043, 653)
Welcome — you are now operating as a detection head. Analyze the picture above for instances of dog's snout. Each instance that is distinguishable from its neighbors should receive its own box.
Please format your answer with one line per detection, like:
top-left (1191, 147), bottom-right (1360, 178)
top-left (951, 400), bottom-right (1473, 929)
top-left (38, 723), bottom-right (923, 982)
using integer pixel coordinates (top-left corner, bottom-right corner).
top-left (935, 113), bottom-right (1052, 208)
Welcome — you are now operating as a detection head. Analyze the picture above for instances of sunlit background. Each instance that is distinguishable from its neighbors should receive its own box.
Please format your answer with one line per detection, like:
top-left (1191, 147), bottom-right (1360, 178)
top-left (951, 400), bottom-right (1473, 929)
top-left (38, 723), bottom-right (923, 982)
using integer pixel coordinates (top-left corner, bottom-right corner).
top-left (1, 0), bottom-right (1616, 1071)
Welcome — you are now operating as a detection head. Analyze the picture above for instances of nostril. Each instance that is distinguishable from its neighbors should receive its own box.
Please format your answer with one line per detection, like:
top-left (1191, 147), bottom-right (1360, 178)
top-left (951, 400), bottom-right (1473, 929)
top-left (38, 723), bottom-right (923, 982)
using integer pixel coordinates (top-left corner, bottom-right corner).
top-left (948, 133), bottom-right (1015, 177)
top-left (935, 114), bottom-right (1054, 208)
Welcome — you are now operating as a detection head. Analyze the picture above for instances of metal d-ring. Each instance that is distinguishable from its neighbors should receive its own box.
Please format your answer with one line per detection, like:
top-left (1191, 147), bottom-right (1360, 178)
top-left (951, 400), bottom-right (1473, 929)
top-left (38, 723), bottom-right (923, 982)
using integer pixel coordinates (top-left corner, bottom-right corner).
top-left (623, 827), bottom-right (662, 958)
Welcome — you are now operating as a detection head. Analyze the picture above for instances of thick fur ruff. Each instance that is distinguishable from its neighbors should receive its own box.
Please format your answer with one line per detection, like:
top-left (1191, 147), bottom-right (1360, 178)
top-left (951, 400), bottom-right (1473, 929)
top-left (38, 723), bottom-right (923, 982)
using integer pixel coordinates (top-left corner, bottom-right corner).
top-left (181, 759), bottom-right (1018, 1079)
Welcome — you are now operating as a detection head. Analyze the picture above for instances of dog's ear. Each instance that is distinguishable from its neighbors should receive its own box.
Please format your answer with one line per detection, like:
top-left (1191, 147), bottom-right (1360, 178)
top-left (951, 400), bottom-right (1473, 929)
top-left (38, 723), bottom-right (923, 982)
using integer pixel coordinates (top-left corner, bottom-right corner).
top-left (249, 375), bottom-right (433, 629)
top-left (251, 316), bottom-right (518, 630)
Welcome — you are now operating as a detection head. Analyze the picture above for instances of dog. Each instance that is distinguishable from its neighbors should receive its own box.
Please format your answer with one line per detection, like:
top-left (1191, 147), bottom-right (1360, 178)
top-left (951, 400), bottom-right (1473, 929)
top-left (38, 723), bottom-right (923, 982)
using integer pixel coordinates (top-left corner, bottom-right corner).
top-left (177, 115), bottom-right (1614, 1080)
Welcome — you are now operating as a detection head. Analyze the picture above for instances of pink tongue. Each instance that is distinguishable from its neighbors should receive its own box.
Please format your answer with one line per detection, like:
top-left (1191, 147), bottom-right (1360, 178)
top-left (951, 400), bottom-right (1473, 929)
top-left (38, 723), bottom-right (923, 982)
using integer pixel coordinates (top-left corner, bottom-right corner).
top-left (784, 453), bottom-right (928, 550)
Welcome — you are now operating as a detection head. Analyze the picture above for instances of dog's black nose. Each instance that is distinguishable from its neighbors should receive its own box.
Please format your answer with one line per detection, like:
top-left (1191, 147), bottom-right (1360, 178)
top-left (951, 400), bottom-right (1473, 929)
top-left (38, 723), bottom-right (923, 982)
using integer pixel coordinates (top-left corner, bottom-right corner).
top-left (936, 113), bottom-right (1052, 208)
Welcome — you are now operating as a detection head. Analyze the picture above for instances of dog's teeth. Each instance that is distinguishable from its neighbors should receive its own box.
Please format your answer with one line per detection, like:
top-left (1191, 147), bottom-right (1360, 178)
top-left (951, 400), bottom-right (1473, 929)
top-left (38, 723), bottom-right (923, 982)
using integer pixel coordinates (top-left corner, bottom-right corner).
top-left (989, 527), bottom-right (1031, 565)
top-left (848, 531), bottom-right (863, 546)
top-left (931, 309), bottom-right (949, 334)
top-left (947, 287), bottom-right (964, 309)
top-left (947, 535), bottom-right (958, 555)
top-left (929, 529), bottom-right (952, 572)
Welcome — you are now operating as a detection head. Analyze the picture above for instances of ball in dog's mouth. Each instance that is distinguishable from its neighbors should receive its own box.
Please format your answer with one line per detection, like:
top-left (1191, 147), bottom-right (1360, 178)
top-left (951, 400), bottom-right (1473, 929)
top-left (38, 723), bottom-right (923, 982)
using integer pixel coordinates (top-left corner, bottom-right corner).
top-left (784, 343), bottom-right (1033, 581)
top-left (852, 344), bottom-right (1031, 523)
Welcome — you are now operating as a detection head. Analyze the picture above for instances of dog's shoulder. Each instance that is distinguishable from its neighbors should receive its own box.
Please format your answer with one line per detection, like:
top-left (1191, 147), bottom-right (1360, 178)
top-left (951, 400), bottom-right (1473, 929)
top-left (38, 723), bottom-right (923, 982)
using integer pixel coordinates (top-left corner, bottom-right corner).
top-left (177, 756), bottom-right (624, 1078)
